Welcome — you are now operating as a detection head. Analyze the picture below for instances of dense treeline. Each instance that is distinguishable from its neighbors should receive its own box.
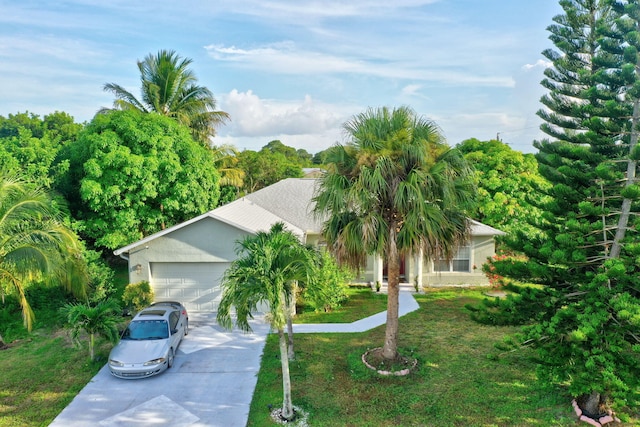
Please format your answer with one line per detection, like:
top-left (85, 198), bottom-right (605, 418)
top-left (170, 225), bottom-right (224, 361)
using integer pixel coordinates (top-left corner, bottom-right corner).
top-left (0, 111), bottom-right (323, 251)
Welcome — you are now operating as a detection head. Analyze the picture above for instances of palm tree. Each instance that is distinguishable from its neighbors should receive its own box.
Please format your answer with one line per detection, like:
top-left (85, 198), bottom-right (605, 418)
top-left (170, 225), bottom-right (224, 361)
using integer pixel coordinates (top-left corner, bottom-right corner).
top-left (62, 299), bottom-right (121, 361)
top-left (0, 175), bottom-right (88, 346)
top-left (102, 49), bottom-right (230, 144)
top-left (211, 144), bottom-right (245, 188)
top-left (217, 223), bottom-right (316, 422)
top-left (313, 106), bottom-right (475, 361)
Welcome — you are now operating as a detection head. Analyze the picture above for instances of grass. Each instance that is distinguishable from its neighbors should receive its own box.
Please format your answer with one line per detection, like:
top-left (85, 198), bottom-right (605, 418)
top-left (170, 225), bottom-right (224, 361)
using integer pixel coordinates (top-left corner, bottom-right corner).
top-left (248, 288), bottom-right (639, 427)
top-left (294, 286), bottom-right (388, 323)
top-left (0, 262), bottom-right (128, 427)
top-left (0, 329), bottom-right (109, 427)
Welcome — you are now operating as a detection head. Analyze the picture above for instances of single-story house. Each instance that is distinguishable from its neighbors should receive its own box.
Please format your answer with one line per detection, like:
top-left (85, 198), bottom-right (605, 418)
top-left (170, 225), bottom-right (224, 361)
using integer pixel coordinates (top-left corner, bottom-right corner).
top-left (114, 178), bottom-right (504, 312)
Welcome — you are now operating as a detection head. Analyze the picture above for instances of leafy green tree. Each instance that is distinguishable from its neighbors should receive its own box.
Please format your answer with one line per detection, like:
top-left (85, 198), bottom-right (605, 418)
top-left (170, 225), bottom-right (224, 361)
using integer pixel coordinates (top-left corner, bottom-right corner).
top-left (238, 148), bottom-right (303, 193)
top-left (217, 223), bottom-right (316, 422)
top-left (102, 49), bottom-right (229, 144)
top-left (0, 111), bottom-right (81, 189)
top-left (262, 140), bottom-right (313, 166)
top-left (314, 106), bottom-right (475, 361)
top-left (0, 111), bottom-right (45, 139)
top-left (483, 0), bottom-right (640, 414)
top-left (62, 299), bottom-right (121, 361)
top-left (457, 138), bottom-right (550, 245)
top-left (84, 248), bottom-right (116, 303)
top-left (64, 110), bottom-right (221, 250)
top-left (296, 148), bottom-right (313, 165)
top-left (0, 175), bottom-right (88, 346)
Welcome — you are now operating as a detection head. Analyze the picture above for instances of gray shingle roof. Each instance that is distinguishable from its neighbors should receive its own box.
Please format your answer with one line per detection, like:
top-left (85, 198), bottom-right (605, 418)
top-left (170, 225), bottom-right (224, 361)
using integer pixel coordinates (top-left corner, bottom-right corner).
top-left (212, 197), bottom-right (304, 238)
top-left (469, 219), bottom-right (506, 236)
top-left (243, 178), bottom-right (324, 233)
top-left (114, 178), bottom-right (504, 255)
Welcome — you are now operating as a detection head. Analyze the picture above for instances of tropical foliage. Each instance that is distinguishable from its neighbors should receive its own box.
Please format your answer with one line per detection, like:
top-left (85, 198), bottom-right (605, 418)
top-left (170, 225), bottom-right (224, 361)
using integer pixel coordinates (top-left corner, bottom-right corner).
top-left (217, 222), bottom-right (316, 422)
top-left (0, 111), bottom-right (81, 189)
top-left (457, 138), bottom-right (550, 246)
top-left (121, 281), bottom-right (155, 313)
top-left (314, 106), bottom-right (475, 361)
top-left (0, 175), bottom-right (88, 344)
top-left (237, 143), bottom-right (304, 193)
top-left (63, 110), bottom-right (220, 250)
top-left (301, 248), bottom-right (352, 313)
top-left (62, 299), bottom-right (121, 361)
top-left (102, 49), bottom-right (229, 144)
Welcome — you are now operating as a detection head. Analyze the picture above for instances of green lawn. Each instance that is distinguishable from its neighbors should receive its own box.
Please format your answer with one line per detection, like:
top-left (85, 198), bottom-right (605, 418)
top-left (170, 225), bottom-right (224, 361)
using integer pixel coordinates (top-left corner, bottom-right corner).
top-left (0, 329), bottom-right (108, 427)
top-left (295, 286), bottom-right (388, 323)
top-left (249, 288), bottom-right (639, 426)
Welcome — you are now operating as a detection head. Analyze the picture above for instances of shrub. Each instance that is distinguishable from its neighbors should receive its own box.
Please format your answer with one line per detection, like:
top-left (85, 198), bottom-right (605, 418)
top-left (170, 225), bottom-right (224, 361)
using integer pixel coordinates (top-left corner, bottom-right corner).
top-left (482, 254), bottom-right (508, 288)
top-left (121, 281), bottom-right (154, 313)
top-left (302, 249), bottom-right (352, 312)
top-left (85, 249), bottom-right (116, 302)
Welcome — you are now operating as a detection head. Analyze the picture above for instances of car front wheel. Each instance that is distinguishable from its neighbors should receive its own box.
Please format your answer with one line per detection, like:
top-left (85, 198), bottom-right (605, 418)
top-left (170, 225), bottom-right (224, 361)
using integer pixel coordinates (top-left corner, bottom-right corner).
top-left (167, 348), bottom-right (175, 368)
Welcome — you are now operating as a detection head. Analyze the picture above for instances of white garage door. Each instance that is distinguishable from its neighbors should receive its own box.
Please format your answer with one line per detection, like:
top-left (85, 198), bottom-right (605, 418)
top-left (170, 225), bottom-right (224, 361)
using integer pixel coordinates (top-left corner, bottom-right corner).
top-left (150, 262), bottom-right (230, 312)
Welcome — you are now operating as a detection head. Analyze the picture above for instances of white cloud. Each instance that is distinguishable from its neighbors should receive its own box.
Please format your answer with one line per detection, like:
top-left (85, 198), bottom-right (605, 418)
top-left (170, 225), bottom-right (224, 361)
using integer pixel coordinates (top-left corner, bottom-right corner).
top-left (219, 89), bottom-right (352, 138)
top-left (215, 0), bottom-right (442, 20)
top-left (205, 43), bottom-right (515, 87)
top-left (523, 59), bottom-right (552, 70)
top-left (205, 42), bottom-right (364, 75)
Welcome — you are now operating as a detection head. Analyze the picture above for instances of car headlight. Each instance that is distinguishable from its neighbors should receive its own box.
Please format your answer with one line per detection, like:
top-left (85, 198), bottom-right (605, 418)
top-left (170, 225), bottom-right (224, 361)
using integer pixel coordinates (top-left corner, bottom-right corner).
top-left (143, 358), bottom-right (166, 366)
top-left (109, 359), bottom-right (124, 367)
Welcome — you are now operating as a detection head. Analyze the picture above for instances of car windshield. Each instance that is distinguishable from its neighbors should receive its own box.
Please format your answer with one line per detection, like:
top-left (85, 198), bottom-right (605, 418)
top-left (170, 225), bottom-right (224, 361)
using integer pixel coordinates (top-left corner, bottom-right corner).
top-left (122, 320), bottom-right (169, 340)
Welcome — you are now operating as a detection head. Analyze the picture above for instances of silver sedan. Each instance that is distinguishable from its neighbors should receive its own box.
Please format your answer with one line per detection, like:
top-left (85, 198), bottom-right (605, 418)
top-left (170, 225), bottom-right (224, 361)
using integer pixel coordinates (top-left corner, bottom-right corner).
top-left (108, 302), bottom-right (188, 379)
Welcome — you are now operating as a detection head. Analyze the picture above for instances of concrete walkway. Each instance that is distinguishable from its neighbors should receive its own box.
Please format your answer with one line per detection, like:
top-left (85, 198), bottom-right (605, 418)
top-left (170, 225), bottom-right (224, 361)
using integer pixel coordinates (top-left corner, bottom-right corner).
top-left (293, 285), bottom-right (419, 333)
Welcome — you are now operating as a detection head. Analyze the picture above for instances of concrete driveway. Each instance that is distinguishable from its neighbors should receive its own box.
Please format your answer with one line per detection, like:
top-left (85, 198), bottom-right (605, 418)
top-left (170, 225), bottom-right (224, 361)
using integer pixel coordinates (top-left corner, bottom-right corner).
top-left (50, 313), bottom-right (270, 427)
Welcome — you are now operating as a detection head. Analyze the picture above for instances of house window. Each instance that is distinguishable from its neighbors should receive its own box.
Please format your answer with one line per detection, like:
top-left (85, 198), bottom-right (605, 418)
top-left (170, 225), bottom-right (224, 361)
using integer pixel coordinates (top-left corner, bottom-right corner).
top-left (433, 245), bottom-right (471, 272)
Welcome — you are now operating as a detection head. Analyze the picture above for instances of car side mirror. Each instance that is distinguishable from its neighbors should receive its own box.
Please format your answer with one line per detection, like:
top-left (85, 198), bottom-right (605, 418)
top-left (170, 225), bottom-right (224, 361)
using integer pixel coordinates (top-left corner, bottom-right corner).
top-left (171, 329), bottom-right (178, 335)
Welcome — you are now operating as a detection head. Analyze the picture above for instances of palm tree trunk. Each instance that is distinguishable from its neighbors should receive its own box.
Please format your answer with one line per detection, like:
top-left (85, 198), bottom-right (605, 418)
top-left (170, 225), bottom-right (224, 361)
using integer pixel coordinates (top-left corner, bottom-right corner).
top-left (382, 231), bottom-right (400, 360)
top-left (286, 315), bottom-right (295, 361)
top-left (89, 333), bottom-right (95, 361)
top-left (286, 284), bottom-right (296, 360)
top-left (278, 328), bottom-right (295, 421)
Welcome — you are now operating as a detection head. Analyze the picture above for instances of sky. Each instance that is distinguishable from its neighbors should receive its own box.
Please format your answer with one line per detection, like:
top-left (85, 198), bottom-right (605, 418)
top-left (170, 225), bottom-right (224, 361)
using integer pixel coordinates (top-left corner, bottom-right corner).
top-left (1, 0), bottom-right (563, 154)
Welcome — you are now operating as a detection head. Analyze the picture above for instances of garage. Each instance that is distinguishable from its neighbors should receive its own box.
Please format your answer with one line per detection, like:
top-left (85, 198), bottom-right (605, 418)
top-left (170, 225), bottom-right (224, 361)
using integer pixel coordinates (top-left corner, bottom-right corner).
top-left (150, 262), bottom-right (230, 312)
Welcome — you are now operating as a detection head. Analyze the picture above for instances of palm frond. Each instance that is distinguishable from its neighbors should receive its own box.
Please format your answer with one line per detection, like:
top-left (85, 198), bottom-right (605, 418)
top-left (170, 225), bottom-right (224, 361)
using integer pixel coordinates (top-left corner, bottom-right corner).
top-left (102, 50), bottom-right (229, 143)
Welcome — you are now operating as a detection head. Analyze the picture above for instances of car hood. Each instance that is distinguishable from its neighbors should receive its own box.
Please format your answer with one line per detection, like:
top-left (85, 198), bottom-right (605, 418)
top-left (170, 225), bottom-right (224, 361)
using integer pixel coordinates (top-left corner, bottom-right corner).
top-left (109, 339), bottom-right (169, 364)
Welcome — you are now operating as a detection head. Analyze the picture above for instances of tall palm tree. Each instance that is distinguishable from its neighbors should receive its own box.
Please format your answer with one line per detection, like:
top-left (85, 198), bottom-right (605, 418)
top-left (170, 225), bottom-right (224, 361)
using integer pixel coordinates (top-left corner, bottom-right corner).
top-left (217, 223), bottom-right (316, 422)
top-left (313, 106), bottom-right (475, 361)
top-left (62, 299), bottom-right (121, 361)
top-left (0, 175), bottom-right (88, 346)
top-left (102, 49), bottom-right (230, 144)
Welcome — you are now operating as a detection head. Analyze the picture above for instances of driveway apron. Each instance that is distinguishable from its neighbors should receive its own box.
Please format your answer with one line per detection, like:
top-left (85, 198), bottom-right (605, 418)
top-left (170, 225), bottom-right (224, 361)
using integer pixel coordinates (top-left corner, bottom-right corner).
top-left (50, 313), bottom-right (270, 427)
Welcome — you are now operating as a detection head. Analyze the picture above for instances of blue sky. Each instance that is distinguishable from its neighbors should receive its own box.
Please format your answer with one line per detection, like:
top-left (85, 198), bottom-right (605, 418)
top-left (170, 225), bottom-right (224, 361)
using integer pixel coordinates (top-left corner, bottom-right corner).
top-left (1, 0), bottom-right (562, 154)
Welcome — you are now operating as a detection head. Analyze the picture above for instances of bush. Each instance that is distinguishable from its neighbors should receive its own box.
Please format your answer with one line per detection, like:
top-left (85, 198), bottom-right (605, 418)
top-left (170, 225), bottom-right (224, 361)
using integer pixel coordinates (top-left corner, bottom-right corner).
top-left (121, 281), bottom-right (154, 313)
top-left (302, 250), bottom-right (352, 312)
top-left (85, 249), bottom-right (116, 302)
